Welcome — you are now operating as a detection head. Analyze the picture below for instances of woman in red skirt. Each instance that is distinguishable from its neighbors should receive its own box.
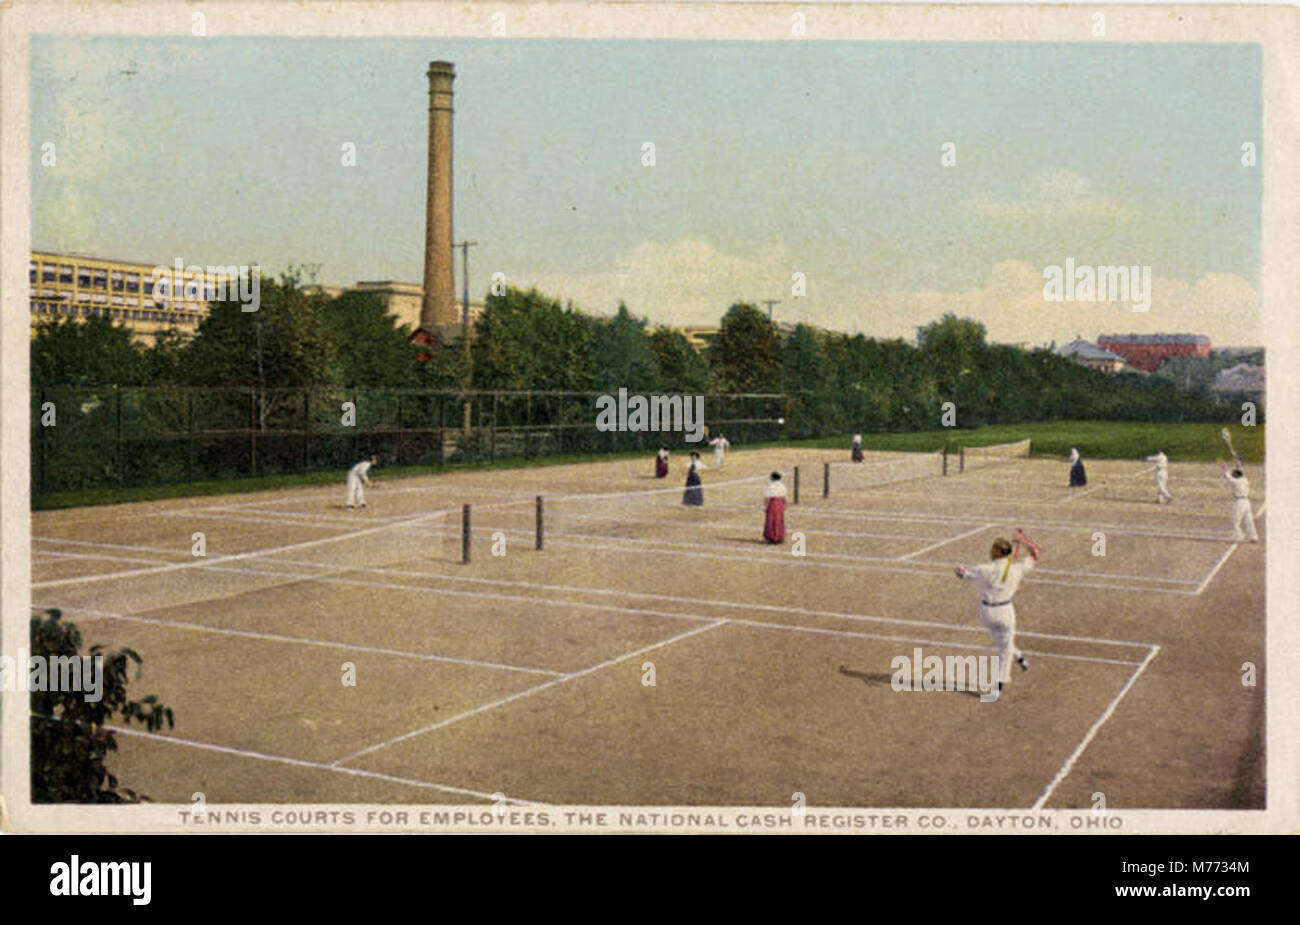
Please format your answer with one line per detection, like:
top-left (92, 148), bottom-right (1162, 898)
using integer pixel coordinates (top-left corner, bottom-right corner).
top-left (764, 472), bottom-right (787, 543)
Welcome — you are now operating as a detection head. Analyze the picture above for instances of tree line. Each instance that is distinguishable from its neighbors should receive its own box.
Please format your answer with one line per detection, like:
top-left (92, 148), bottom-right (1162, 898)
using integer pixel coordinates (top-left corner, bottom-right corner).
top-left (31, 272), bottom-right (1236, 434)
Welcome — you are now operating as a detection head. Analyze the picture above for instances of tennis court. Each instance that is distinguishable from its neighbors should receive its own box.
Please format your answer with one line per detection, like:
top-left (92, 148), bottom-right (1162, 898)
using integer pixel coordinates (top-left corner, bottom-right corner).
top-left (29, 440), bottom-right (1266, 809)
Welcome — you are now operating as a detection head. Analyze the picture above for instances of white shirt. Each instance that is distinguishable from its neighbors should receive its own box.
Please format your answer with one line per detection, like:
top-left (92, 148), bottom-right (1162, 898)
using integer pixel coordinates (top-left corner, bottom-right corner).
top-left (1146, 452), bottom-right (1168, 474)
top-left (1226, 472), bottom-right (1250, 500)
top-left (961, 555), bottom-right (1037, 605)
top-left (765, 481), bottom-right (787, 499)
top-left (710, 437), bottom-right (729, 451)
top-left (348, 460), bottom-right (373, 480)
top-left (1068, 448), bottom-right (1080, 464)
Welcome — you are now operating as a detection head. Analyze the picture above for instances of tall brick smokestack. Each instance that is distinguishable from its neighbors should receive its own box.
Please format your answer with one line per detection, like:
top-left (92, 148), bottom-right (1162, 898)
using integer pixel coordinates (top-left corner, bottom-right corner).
top-left (421, 61), bottom-right (456, 329)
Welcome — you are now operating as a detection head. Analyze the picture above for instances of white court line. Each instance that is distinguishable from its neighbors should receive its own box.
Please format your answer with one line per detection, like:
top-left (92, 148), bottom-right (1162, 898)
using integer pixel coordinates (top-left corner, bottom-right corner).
top-left (44, 559), bottom-right (1149, 669)
top-left (722, 618), bottom-right (1145, 668)
top-left (463, 524), bottom-right (1201, 589)
top-left (897, 523), bottom-right (993, 560)
top-left (34, 525), bottom-right (1197, 597)
top-left (330, 619), bottom-right (730, 767)
top-left (36, 603), bottom-right (565, 677)
top-left (718, 500), bottom-right (1233, 541)
top-left (32, 535), bottom-right (1159, 649)
top-left (844, 487), bottom-right (1242, 518)
top-left (1194, 543), bottom-right (1241, 596)
top-left (1031, 645), bottom-right (1162, 810)
top-left (31, 507), bottom-right (456, 589)
top-left (1060, 464), bottom-right (1169, 504)
top-left (109, 725), bottom-right (543, 805)
top-left (33, 536), bottom-right (193, 557)
top-left (30, 549), bottom-right (184, 569)
top-left (164, 507), bottom-right (402, 528)
top-left (1059, 484), bottom-right (1107, 504)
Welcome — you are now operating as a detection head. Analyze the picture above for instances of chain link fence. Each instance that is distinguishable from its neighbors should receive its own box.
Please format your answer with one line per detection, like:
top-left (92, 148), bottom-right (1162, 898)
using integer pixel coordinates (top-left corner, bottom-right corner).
top-left (31, 387), bottom-right (785, 496)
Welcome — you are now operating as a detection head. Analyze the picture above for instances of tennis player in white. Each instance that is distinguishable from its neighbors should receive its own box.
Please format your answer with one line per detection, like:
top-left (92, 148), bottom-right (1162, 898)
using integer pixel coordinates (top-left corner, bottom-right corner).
top-left (955, 528), bottom-right (1039, 699)
top-left (1221, 463), bottom-right (1259, 543)
top-left (709, 433), bottom-right (730, 469)
top-left (1145, 449), bottom-right (1173, 504)
top-left (346, 455), bottom-right (378, 509)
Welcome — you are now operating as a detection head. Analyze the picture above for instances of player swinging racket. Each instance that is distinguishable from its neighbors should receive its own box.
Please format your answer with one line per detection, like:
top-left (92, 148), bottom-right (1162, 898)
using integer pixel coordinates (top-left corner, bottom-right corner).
top-left (1221, 462), bottom-right (1260, 543)
top-left (1145, 449), bottom-right (1173, 504)
top-left (346, 455), bottom-right (378, 509)
top-left (954, 528), bottom-right (1039, 699)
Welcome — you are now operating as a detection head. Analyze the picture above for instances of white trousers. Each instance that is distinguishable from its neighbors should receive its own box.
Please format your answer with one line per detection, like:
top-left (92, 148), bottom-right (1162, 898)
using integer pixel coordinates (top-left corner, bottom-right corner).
top-left (714, 450), bottom-right (724, 468)
top-left (346, 475), bottom-right (365, 507)
top-left (1232, 497), bottom-right (1258, 540)
top-left (1155, 473), bottom-right (1171, 502)
top-left (978, 602), bottom-right (1020, 683)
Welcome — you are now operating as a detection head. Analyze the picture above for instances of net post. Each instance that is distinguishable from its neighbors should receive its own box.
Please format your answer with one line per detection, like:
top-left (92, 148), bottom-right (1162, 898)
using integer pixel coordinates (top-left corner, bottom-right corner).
top-left (959, 446), bottom-right (965, 474)
top-left (793, 466), bottom-right (800, 505)
top-left (535, 495), bottom-right (544, 550)
top-left (462, 504), bottom-right (471, 565)
top-left (823, 461), bottom-right (830, 498)
top-left (942, 447), bottom-right (948, 476)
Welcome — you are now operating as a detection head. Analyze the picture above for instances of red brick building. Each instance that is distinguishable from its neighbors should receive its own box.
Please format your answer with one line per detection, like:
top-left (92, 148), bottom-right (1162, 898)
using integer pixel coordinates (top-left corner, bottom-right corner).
top-left (1095, 333), bottom-right (1211, 372)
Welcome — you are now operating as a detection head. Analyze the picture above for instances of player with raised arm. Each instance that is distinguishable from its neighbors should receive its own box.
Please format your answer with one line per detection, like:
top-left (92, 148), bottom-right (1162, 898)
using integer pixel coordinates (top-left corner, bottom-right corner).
top-left (955, 528), bottom-right (1039, 700)
top-left (1221, 461), bottom-right (1260, 543)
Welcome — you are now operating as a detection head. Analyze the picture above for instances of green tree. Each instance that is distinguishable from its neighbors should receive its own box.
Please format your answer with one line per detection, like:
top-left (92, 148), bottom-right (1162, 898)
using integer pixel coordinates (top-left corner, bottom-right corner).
top-left (316, 289), bottom-right (419, 388)
top-left (185, 273), bottom-right (337, 427)
top-left (31, 315), bottom-right (143, 386)
top-left (591, 303), bottom-right (661, 391)
top-left (471, 287), bottom-right (597, 391)
top-left (708, 303), bottom-right (782, 392)
top-left (649, 327), bottom-right (711, 392)
top-left (782, 323), bottom-right (837, 436)
top-left (30, 609), bottom-right (174, 803)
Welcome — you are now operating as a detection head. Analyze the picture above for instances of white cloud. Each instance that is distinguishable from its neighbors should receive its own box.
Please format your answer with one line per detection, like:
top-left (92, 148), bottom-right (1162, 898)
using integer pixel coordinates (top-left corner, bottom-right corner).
top-left (509, 239), bottom-right (1262, 349)
top-left (962, 168), bottom-right (1128, 220)
top-left (516, 238), bottom-right (790, 325)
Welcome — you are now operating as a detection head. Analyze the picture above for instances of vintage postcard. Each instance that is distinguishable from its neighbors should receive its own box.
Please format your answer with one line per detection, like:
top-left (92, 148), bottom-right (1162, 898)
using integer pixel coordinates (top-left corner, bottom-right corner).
top-left (1, 1), bottom-right (1297, 838)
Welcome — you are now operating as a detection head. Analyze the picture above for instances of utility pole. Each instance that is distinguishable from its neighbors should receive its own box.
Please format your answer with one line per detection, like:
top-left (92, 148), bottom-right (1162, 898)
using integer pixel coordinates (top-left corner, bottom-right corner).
top-left (762, 299), bottom-right (781, 322)
top-left (455, 240), bottom-right (479, 435)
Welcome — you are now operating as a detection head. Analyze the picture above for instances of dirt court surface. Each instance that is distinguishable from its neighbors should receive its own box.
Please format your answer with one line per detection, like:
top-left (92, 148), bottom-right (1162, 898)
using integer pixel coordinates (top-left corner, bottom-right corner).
top-left (30, 444), bottom-right (1266, 810)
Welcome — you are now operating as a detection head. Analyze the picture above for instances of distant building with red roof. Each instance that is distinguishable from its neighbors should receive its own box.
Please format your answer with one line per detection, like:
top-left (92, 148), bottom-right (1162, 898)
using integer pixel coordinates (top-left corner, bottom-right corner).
top-left (1095, 333), bottom-right (1211, 372)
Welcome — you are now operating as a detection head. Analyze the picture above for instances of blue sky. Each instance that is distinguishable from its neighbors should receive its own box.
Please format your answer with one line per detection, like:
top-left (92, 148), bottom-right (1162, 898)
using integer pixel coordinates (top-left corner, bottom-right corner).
top-left (31, 36), bottom-right (1262, 345)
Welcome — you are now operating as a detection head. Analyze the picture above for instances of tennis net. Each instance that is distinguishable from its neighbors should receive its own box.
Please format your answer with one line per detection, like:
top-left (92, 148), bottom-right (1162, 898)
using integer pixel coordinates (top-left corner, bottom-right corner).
top-left (261, 506), bottom-right (470, 570)
top-left (523, 472), bottom-right (771, 549)
top-left (959, 438), bottom-right (1031, 473)
top-left (826, 450), bottom-right (945, 495)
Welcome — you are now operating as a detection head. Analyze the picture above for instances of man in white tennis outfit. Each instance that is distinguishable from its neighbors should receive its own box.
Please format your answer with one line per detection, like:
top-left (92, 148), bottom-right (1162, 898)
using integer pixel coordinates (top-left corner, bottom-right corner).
top-left (709, 433), bottom-right (730, 469)
top-left (1221, 463), bottom-right (1259, 543)
top-left (1145, 449), bottom-right (1173, 504)
top-left (346, 455), bottom-right (378, 509)
top-left (955, 528), bottom-right (1039, 701)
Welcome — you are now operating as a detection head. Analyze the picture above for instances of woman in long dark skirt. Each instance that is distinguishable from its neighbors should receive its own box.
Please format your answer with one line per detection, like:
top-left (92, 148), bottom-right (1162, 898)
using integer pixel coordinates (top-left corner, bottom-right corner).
top-left (682, 452), bottom-right (705, 506)
top-left (1068, 447), bottom-right (1087, 487)
top-left (654, 446), bottom-right (670, 478)
top-left (851, 433), bottom-right (865, 463)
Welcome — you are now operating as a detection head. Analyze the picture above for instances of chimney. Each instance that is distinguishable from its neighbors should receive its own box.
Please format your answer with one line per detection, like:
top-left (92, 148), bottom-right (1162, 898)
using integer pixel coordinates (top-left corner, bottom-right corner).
top-left (421, 61), bottom-right (456, 329)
